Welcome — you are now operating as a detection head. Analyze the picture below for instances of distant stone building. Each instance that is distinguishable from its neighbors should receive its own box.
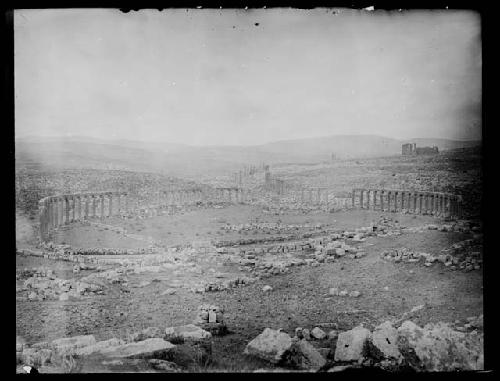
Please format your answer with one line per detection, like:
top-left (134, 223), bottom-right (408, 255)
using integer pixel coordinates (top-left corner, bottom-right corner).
top-left (402, 143), bottom-right (438, 156)
top-left (402, 143), bottom-right (417, 155)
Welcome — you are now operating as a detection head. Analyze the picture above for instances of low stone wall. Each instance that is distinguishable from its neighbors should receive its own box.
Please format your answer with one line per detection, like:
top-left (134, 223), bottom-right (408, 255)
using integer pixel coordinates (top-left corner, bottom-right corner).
top-left (351, 188), bottom-right (462, 218)
top-left (38, 191), bottom-right (128, 242)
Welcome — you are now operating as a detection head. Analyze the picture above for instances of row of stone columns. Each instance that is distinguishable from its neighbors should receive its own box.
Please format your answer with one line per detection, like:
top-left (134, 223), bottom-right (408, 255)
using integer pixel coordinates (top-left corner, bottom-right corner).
top-left (351, 189), bottom-right (462, 217)
top-left (161, 187), bottom-right (247, 206)
top-left (213, 187), bottom-right (246, 203)
top-left (234, 165), bottom-right (259, 186)
top-left (161, 189), bottom-right (204, 206)
top-left (300, 188), bottom-right (330, 205)
top-left (39, 192), bottom-right (128, 242)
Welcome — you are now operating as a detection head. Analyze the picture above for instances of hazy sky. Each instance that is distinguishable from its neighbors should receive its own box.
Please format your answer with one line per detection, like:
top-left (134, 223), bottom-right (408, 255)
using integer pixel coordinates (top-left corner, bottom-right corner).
top-left (15, 8), bottom-right (481, 145)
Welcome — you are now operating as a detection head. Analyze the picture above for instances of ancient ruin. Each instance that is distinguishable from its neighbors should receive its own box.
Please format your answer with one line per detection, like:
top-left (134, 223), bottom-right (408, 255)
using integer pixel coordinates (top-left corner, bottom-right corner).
top-left (402, 143), bottom-right (439, 156)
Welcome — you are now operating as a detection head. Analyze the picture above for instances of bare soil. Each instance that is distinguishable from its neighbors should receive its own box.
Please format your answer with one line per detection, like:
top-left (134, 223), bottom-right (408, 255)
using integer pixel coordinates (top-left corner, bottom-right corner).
top-left (16, 208), bottom-right (482, 371)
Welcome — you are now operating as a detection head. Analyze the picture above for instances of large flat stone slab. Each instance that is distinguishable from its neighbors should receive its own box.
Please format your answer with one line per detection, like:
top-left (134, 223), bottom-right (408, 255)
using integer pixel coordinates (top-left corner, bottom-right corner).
top-left (164, 324), bottom-right (212, 342)
top-left (74, 338), bottom-right (126, 356)
top-left (51, 335), bottom-right (97, 352)
top-left (98, 338), bottom-right (176, 359)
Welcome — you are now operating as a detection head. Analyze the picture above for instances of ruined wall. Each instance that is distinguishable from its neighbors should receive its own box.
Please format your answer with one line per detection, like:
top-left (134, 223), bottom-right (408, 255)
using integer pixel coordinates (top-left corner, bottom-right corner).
top-left (416, 146), bottom-right (439, 155)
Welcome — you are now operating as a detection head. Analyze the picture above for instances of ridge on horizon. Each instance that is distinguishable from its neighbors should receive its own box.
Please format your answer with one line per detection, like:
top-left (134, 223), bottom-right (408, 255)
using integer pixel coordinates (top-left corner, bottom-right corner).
top-left (15, 133), bottom-right (482, 147)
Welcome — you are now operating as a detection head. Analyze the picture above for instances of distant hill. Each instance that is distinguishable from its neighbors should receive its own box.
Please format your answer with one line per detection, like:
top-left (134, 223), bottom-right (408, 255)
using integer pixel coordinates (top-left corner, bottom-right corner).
top-left (261, 135), bottom-right (403, 159)
top-left (15, 134), bottom-right (481, 177)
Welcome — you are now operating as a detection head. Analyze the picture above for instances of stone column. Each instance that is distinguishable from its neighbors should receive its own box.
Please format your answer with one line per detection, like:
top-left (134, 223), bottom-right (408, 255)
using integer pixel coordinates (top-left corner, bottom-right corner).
top-left (366, 190), bottom-right (370, 209)
top-left (309, 190), bottom-right (313, 203)
top-left (109, 194), bottom-right (113, 216)
top-left (317, 189), bottom-right (321, 205)
top-left (116, 193), bottom-right (121, 214)
top-left (380, 191), bottom-right (384, 211)
top-left (75, 195), bottom-right (80, 221)
top-left (90, 195), bottom-right (96, 218)
top-left (302, 189), bottom-right (305, 203)
top-left (73, 196), bottom-right (78, 221)
top-left (39, 200), bottom-right (47, 242)
top-left (56, 198), bottom-right (61, 225)
top-left (46, 199), bottom-right (51, 228)
top-left (69, 196), bottom-right (75, 222)
top-left (63, 196), bottom-right (69, 225)
top-left (83, 195), bottom-right (89, 219)
top-left (351, 189), bottom-right (356, 208)
top-left (50, 199), bottom-right (54, 228)
top-left (100, 194), bottom-right (105, 219)
top-left (52, 198), bottom-right (57, 227)
top-left (360, 189), bottom-right (364, 209)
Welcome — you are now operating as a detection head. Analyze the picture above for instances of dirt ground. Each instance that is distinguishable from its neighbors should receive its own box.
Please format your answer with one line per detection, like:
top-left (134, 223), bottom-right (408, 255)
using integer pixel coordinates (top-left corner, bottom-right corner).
top-left (16, 208), bottom-right (483, 371)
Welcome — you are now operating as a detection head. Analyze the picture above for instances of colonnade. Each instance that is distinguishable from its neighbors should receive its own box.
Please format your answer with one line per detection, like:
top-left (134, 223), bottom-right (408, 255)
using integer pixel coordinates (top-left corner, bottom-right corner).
top-left (212, 187), bottom-right (246, 203)
top-left (160, 187), bottom-right (247, 206)
top-left (351, 188), bottom-right (462, 218)
top-left (160, 189), bottom-right (204, 206)
top-left (38, 192), bottom-right (128, 242)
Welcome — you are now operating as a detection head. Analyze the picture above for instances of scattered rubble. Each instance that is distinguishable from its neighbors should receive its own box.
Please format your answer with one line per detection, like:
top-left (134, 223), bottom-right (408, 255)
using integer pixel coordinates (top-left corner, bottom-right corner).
top-left (381, 240), bottom-right (482, 271)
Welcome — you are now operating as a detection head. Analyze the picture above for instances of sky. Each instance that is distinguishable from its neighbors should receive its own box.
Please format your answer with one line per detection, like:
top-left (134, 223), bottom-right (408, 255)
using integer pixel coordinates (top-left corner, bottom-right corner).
top-left (14, 8), bottom-right (482, 146)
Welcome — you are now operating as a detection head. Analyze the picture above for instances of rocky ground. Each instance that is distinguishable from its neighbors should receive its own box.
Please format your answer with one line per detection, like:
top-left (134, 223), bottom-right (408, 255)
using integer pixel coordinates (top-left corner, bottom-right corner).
top-left (16, 207), bottom-right (483, 372)
top-left (15, 150), bottom-right (484, 373)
